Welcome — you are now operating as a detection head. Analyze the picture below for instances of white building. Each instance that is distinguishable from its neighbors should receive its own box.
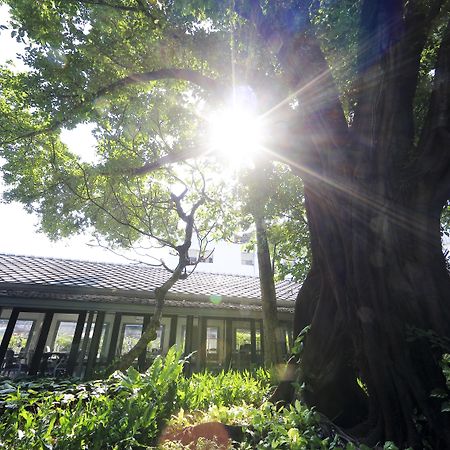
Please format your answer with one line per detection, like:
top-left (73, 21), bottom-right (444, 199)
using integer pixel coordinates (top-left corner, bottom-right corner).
top-left (185, 240), bottom-right (259, 277)
top-left (161, 237), bottom-right (259, 277)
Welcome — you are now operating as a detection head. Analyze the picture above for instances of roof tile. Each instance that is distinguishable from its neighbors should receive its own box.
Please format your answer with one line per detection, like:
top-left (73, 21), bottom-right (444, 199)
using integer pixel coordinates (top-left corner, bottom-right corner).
top-left (0, 254), bottom-right (300, 303)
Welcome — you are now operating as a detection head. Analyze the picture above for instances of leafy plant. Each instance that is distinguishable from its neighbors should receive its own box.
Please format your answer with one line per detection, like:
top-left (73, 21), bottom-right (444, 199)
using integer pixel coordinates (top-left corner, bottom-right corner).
top-left (0, 349), bottom-right (410, 449)
top-left (239, 400), bottom-right (335, 449)
top-left (177, 369), bottom-right (272, 411)
top-left (0, 348), bottom-right (186, 449)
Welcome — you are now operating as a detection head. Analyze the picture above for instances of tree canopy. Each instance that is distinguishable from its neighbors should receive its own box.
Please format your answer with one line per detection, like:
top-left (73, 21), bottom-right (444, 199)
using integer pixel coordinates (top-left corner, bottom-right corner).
top-left (1, 1), bottom-right (450, 448)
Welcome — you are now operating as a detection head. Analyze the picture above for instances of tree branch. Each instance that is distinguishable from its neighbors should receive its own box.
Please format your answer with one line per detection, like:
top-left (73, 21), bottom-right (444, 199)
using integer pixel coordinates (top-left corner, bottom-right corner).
top-left (248, 2), bottom-right (350, 171)
top-left (95, 68), bottom-right (222, 97)
top-left (352, 0), bottom-right (446, 177)
top-left (124, 146), bottom-right (207, 176)
top-left (234, 0), bottom-right (266, 32)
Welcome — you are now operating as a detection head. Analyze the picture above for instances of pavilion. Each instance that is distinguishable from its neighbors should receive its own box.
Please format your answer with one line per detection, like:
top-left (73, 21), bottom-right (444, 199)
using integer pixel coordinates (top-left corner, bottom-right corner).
top-left (0, 254), bottom-right (297, 379)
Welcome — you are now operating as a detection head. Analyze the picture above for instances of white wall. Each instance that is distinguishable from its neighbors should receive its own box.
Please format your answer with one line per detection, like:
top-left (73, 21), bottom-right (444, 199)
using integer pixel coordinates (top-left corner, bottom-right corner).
top-left (165, 240), bottom-right (259, 276)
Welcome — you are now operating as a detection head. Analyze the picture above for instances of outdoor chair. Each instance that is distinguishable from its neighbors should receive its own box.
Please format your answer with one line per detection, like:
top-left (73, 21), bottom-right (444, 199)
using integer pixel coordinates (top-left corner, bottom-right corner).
top-left (1, 349), bottom-right (20, 376)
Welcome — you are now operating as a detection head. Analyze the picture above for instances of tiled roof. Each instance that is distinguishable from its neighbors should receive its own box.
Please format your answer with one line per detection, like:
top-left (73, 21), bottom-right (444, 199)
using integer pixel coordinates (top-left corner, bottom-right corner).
top-left (0, 254), bottom-right (299, 306)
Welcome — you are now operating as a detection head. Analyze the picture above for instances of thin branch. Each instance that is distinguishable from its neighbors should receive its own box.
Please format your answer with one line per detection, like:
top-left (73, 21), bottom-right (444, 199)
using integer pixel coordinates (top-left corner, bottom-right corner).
top-left (90, 234), bottom-right (166, 267)
top-left (136, 0), bottom-right (156, 19)
top-left (234, 0), bottom-right (268, 34)
top-left (169, 190), bottom-right (189, 223)
top-left (125, 146), bottom-right (208, 176)
top-left (96, 69), bottom-right (221, 98)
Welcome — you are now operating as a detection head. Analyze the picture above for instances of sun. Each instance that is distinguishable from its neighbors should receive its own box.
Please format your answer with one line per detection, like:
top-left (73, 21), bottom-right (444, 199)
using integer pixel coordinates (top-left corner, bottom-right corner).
top-left (208, 106), bottom-right (263, 165)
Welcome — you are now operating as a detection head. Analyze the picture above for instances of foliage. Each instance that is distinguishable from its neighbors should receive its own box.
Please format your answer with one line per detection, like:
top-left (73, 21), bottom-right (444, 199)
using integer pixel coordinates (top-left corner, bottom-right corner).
top-left (168, 401), bottom-right (345, 450)
top-left (1, 0), bottom-right (450, 446)
top-left (0, 0), bottom-right (312, 276)
top-left (265, 166), bottom-right (311, 282)
top-left (54, 334), bottom-right (73, 352)
top-left (3, 334), bottom-right (27, 353)
top-left (177, 368), bottom-right (271, 411)
top-left (0, 347), bottom-right (429, 449)
top-left (237, 163), bottom-right (311, 282)
top-left (0, 8), bottom-right (232, 263)
top-left (0, 350), bottom-right (272, 449)
top-left (442, 201), bottom-right (450, 260)
top-left (234, 329), bottom-right (261, 351)
top-left (0, 347), bottom-right (185, 449)
top-left (240, 401), bottom-right (340, 450)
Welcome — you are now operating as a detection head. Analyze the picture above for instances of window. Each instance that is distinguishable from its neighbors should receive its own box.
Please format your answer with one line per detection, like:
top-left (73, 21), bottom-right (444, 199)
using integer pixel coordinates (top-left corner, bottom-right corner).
top-left (235, 328), bottom-right (251, 351)
top-left (97, 323), bottom-right (110, 360)
top-left (204, 254), bottom-right (214, 263)
top-left (188, 249), bottom-right (213, 264)
top-left (120, 323), bottom-right (164, 355)
top-left (206, 327), bottom-right (218, 354)
top-left (148, 326), bottom-right (164, 352)
top-left (235, 328), bottom-right (261, 351)
top-left (121, 324), bottom-right (142, 354)
top-left (0, 319), bottom-right (7, 341)
top-left (241, 251), bottom-right (254, 266)
top-left (283, 327), bottom-right (292, 355)
top-left (180, 325), bottom-right (186, 352)
top-left (188, 249), bottom-right (199, 264)
top-left (54, 321), bottom-right (77, 352)
top-left (0, 319), bottom-right (35, 353)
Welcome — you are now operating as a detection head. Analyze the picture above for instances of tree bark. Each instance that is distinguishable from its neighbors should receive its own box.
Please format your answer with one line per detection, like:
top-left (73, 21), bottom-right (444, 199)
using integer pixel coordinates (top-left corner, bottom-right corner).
top-left (254, 212), bottom-right (284, 366)
top-left (107, 284), bottom-right (175, 374)
top-left (241, 1), bottom-right (450, 447)
top-left (295, 182), bottom-right (450, 447)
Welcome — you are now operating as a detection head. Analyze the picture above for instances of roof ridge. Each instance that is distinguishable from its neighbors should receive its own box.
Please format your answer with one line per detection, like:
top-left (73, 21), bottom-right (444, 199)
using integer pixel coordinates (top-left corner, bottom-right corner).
top-left (0, 252), bottom-right (142, 268)
top-left (189, 269), bottom-right (259, 279)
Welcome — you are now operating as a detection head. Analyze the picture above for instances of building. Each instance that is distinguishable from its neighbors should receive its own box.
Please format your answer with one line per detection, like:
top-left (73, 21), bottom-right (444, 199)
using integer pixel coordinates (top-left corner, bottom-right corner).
top-left (169, 239), bottom-right (259, 277)
top-left (0, 254), bottom-right (298, 379)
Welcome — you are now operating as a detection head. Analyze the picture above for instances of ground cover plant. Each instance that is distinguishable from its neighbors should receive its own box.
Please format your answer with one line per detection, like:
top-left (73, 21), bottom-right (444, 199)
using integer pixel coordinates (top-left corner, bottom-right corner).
top-left (0, 349), bottom-right (421, 450)
top-left (0, 349), bottom-right (273, 449)
top-left (0, 349), bottom-right (186, 449)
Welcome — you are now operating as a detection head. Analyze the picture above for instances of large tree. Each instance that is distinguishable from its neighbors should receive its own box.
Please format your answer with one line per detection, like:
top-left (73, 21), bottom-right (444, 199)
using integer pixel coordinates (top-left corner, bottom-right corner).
top-left (1, 0), bottom-right (450, 447)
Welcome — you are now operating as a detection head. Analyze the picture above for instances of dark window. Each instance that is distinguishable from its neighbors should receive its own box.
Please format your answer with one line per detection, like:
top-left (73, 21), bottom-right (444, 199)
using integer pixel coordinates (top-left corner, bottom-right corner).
top-left (188, 249), bottom-right (199, 264)
top-left (241, 252), bottom-right (254, 266)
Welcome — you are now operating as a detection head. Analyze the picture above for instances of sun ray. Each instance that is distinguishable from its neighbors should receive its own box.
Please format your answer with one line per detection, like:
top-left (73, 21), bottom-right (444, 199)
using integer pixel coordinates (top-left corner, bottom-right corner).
top-left (257, 141), bottom-right (433, 245)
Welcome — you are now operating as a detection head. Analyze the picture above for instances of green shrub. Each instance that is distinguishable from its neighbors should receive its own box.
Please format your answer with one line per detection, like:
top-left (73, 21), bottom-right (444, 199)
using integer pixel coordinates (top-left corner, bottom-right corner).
top-left (0, 350), bottom-right (405, 450)
top-left (0, 347), bottom-right (185, 449)
top-left (237, 400), bottom-right (329, 450)
top-left (177, 368), bottom-right (272, 411)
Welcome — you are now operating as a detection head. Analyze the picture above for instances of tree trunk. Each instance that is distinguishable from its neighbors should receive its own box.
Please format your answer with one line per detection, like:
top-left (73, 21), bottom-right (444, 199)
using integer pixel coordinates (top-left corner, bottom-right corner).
top-left (254, 212), bottom-right (284, 367)
top-left (107, 287), bottom-right (167, 374)
top-left (255, 2), bottom-right (450, 447)
top-left (294, 180), bottom-right (450, 448)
